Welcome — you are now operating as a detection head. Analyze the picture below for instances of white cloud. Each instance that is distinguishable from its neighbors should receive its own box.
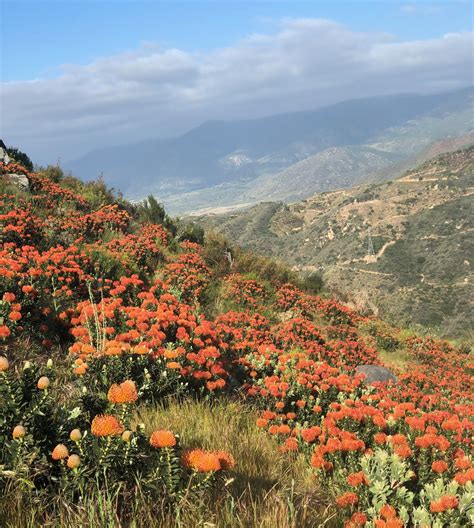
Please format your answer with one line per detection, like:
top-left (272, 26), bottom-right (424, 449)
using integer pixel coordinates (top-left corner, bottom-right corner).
top-left (1, 18), bottom-right (472, 163)
top-left (401, 4), bottom-right (443, 15)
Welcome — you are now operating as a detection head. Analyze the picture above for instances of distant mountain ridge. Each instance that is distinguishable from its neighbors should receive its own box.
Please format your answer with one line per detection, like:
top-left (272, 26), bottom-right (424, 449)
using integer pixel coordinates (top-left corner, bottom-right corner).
top-left (197, 146), bottom-right (474, 338)
top-left (67, 86), bottom-right (474, 213)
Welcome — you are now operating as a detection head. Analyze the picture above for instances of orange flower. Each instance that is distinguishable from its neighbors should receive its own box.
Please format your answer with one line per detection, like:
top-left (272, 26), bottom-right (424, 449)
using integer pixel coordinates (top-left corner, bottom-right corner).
top-left (107, 380), bottom-right (138, 404)
top-left (70, 429), bottom-right (82, 442)
top-left (380, 504), bottom-right (396, 520)
top-left (213, 450), bottom-right (235, 470)
top-left (336, 492), bottom-right (358, 508)
top-left (166, 361), bottom-right (181, 369)
top-left (431, 460), bottom-right (448, 473)
top-left (149, 430), bottom-right (176, 448)
top-left (67, 454), bottom-right (81, 469)
top-left (8, 311), bottom-right (22, 321)
top-left (194, 452), bottom-right (221, 472)
top-left (181, 449), bottom-right (221, 472)
top-left (37, 376), bottom-right (50, 390)
top-left (52, 444), bottom-right (69, 460)
top-left (12, 425), bottom-right (26, 439)
top-left (74, 364), bottom-right (87, 375)
top-left (347, 471), bottom-right (368, 487)
top-left (0, 356), bottom-right (9, 371)
top-left (91, 415), bottom-right (124, 437)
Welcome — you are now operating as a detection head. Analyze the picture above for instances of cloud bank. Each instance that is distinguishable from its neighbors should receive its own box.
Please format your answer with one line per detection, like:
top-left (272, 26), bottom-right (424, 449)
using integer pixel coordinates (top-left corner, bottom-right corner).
top-left (1, 18), bottom-right (472, 163)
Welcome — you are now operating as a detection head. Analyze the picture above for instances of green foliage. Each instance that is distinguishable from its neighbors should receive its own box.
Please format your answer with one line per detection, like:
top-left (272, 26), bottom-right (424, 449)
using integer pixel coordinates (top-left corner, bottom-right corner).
top-left (6, 147), bottom-right (34, 171)
top-left (38, 164), bottom-right (64, 183)
top-left (178, 222), bottom-right (205, 245)
top-left (302, 272), bottom-right (324, 294)
top-left (137, 195), bottom-right (177, 236)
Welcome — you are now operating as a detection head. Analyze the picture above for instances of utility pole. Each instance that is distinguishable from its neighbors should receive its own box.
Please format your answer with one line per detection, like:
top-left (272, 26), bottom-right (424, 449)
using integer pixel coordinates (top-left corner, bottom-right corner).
top-left (367, 228), bottom-right (375, 258)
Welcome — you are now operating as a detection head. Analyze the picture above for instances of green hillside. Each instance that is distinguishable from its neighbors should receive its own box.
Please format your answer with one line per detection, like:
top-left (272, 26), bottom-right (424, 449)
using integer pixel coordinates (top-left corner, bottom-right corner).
top-left (197, 146), bottom-right (474, 337)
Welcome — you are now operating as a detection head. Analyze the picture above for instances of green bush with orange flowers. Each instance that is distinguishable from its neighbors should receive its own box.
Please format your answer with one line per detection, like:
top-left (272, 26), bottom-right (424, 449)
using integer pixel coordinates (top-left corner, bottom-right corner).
top-left (0, 358), bottom-right (234, 503)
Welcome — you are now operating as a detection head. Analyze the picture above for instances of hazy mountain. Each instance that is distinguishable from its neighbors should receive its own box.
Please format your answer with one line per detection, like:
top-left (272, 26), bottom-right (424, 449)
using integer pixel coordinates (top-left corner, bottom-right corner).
top-left (67, 87), bottom-right (473, 212)
top-left (196, 146), bottom-right (474, 337)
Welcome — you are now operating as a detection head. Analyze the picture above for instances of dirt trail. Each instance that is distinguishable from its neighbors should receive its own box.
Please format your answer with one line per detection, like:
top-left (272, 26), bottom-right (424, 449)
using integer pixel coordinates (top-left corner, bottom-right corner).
top-left (335, 265), bottom-right (393, 277)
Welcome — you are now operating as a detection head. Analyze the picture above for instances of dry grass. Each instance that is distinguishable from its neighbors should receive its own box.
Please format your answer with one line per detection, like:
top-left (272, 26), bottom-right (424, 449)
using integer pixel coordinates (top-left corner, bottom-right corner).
top-left (0, 398), bottom-right (339, 528)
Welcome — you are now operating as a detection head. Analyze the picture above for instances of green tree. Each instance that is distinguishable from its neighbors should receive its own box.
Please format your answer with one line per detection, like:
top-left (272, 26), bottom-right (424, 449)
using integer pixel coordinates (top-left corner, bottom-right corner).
top-left (6, 147), bottom-right (33, 171)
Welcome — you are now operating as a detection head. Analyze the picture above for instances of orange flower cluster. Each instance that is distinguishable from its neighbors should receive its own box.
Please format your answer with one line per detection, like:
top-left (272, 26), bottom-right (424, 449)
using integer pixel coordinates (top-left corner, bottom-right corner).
top-left (149, 430), bottom-right (176, 448)
top-left (181, 448), bottom-right (234, 472)
top-left (91, 415), bottom-right (124, 437)
top-left (107, 380), bottom-right (138, 404)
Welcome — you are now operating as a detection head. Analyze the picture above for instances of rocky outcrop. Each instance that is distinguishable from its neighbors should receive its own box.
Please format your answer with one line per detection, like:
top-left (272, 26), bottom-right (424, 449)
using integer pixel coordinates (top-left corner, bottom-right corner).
top-left (5, 172), bottom-right (30, 191)
top-left (355, 365), bottom-right (397, 385)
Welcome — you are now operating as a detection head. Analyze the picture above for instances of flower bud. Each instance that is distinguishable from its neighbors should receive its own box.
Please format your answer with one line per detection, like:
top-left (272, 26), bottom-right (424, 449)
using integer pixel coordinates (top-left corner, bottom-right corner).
top-left (67, 454), bottom-right (81, 469)
top-left (70, 429), bottom-right (82, 442)
top-left (0, 356), bottom-right (9, 372)
top-left (23, 361), bottom-right (31, 370)
top-left (37, 376), bottom-right (50, 390)
top-left (121, 430), bottom-right (133, 442)
top-left (46, 359), bottom-right (53, 368)
top-left (52, 444), bottom-right (69, 460)
top-left (13, 425), bottom-right (26, 439)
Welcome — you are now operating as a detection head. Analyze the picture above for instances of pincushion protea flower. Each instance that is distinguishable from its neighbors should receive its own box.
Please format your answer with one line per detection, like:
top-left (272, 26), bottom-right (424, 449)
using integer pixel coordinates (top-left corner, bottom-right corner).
top-left (149, 430), bottom-right (176, 448)
top-left (12, 425), bottom-right (26, 439)
top-left (91, 414), bottom-right (124, 437)
top-left (0, 356), bottom-right (9, 371)
top-left (52, 444), bottom-right (69, 460)
top-left (67, 454), bottom-right (81, 469)
top-left (213, 450), bottom-right (235, 470)
top-left (70, 429), bottom-right (82, 442)
top-left (107, 380), bottom-right (138, 404)
top-left (181, 449), bottom-right (222, 472)
top-left (37, 376), bottom-right (50, 390)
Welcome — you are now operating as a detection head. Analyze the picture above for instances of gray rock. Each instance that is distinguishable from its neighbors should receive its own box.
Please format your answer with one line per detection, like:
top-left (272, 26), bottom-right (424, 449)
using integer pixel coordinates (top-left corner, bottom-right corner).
top-left (0, 145), bottom-right (11, 165)
top-left (5, 173), bottom-right (30, 191)
top-left (355, 365), bottom-right (397, 385)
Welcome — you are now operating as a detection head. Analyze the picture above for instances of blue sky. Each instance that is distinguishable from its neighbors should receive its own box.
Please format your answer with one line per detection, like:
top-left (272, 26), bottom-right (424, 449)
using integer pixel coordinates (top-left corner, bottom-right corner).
top-left (1, 1), bottom-right (472, 162)
top-left (2, 0), bottom-right (472, 81)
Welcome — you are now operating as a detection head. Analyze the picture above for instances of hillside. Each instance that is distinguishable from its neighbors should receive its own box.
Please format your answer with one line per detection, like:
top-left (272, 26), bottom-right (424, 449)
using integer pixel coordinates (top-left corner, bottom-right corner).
top-left (197, 146), bottom-right (474, 338)
top-left (67, 87), bottom-right (474, 213)
top-left (1, 155), bottom-right (473, 527)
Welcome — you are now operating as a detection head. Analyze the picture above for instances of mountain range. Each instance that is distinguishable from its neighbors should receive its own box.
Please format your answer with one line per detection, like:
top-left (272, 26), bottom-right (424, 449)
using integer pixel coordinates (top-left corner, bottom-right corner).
top-left (67, 86), bottom-right (474, 213)
top-left (196, 146), bottom-right (474, 338)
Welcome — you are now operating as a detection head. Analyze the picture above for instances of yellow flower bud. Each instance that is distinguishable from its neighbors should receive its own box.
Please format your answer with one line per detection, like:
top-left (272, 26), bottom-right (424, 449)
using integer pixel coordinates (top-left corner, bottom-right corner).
top-left (13, 425), bottom-right (26, 439)
top-left (0, 356), bottom-right (9, 372)
top-left (37, 376), bottom-right (50, 390)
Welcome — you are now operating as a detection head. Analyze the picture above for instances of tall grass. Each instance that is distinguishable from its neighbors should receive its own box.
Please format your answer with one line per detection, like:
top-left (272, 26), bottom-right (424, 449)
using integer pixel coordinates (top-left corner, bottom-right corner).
top-left (0, 398), bottom-right (338, 527)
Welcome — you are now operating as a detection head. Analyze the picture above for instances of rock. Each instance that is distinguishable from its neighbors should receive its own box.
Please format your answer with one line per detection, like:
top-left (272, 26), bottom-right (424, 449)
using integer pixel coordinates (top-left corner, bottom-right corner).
top-left (5, 173), bottom-right (30, 191)
top-left (355, 365), bottom-right (397, 385)
top-left (0, 143), bottom-right (11, 165)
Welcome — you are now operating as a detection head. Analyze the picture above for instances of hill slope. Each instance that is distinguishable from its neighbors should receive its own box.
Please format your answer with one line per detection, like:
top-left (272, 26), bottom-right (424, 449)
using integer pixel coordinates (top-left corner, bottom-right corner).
top-left (67, 87), bottom-right (473, 213)
top-left (198, 146), bottom-right (474, 337)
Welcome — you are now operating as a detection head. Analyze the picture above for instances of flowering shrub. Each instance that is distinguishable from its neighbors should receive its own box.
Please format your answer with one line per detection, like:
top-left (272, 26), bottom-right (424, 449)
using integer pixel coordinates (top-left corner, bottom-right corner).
top-left (0, 358), bottom-right (234, 501)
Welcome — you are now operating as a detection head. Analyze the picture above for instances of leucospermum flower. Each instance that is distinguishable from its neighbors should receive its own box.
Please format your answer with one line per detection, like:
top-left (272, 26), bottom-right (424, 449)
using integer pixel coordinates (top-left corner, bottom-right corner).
top-left (0, 356), bottom-right (9, 371)
top-left (336, 492), bottom-right (359, 508)
top-left (52, 444), bottom-right (69, 460)
top-left (67, 454), bottom-right (81, 469)
top-left (70, 429), bottom-right (82, 442)
top-left (91, 415), bottom-right (124, 437)
top-left (107, 380), bottom-right (138, 404)
top-left (181, 449), bottom-right (222, 472)
top-left (213, 450), bottom-right (235, 470)
top-left (12, 425), bottom-right (26, 439)
top-left (37, 376), bottom-right (50, 390)
top-left (149, 430), bottom-right (176, 448)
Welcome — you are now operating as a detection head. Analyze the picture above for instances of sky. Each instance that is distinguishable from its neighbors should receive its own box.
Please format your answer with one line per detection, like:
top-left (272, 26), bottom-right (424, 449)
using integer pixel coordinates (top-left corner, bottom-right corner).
top-left (0, 0), bottom-right (473, 163)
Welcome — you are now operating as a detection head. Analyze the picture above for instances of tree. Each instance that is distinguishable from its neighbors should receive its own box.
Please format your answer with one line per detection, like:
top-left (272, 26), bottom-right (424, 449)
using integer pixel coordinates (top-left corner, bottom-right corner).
top-left (6, 147), bottom-right (33, 171)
